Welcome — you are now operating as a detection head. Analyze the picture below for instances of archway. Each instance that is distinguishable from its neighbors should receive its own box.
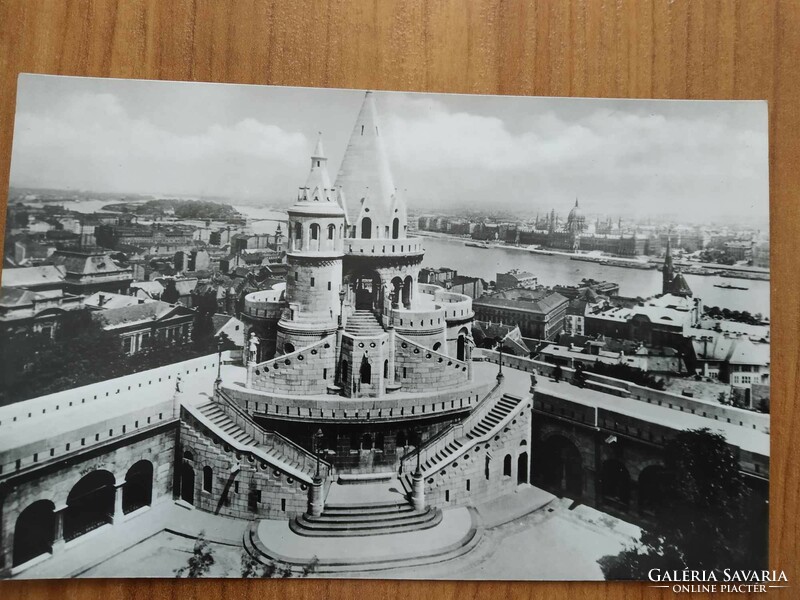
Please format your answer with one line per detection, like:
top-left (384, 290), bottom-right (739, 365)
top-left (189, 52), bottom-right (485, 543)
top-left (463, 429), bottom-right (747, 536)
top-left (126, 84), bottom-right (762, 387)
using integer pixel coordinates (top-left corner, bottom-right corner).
top-left (638, 464), bottom-right (669, 515)
top-left (402, 276), bottom-right (413, 308)
top-left (361, 433), bottom-right (373, 450)
top-left (392, 218), bottom-right (400, 239)
top-left (350, 270), bottom-right (382, 311)
top-left (293, 222), bottom-right (303, 250)
top-left (64, 470), bottom-right (115, 541)
top-left (123, 460), bottom-right (153, 514)
top-left (13, 500), bottom-right (55, 567)
top-left (537, 435), bottom-right (584, 498)
top-left (361, 217), bottom-right (372, 239)
top-left (390, 276), bottom-right (403, 307)
top-left (517, 452), bottom-right (529, 484)
top-left (375, 432), bottom-right (385, 451)
top-left (456, 327), bottom-right (469, 361)
top-left (360, 356), bottom-right (372, 384)
top-left (180, 461), bottom-right (195, 505)
top-left (601, 459), bottom-right (631, 508)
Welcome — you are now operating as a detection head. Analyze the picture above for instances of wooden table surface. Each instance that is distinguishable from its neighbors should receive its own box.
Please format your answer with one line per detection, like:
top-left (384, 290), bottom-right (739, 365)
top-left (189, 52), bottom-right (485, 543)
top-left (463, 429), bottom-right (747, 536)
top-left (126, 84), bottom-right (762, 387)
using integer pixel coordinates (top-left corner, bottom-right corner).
top-left (0, 1), bottom-right (797, 599)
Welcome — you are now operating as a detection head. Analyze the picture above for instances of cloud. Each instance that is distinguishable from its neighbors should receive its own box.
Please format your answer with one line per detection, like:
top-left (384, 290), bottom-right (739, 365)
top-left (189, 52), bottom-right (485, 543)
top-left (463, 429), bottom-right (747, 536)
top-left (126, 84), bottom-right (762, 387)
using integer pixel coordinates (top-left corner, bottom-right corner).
top-left (10, 92), bottom-right (309, 200)
top-left (380, 95), bottom-right (768, 220)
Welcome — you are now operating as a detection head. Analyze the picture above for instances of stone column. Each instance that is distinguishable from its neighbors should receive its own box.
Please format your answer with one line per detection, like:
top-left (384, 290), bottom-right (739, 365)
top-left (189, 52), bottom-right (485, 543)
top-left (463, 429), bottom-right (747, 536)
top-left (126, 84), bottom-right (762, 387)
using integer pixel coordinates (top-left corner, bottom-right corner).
top-left (308, 477), bottom-right (324, 517)
top-left (53, 504), bottom-right (67, 551)
top-left (411, 470), bottom-right (425, 511)
top-left (387, 326), bottom-right (397, 386)
top-left (113, 478), bottom-right (125, 524)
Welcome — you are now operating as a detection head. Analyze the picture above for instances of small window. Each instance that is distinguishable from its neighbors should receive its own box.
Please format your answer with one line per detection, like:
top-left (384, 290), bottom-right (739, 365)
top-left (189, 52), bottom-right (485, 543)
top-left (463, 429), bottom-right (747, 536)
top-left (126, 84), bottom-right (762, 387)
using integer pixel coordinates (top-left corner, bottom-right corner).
top-left (327, 282), bottom-right (331, 290)
top-left (310, 277), bottom-right (315, 287)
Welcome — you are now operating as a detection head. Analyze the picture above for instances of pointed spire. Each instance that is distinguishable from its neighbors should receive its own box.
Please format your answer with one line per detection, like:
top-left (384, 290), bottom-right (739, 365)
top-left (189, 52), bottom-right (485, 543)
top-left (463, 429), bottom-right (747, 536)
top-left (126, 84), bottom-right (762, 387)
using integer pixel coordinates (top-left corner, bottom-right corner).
top-left (303, 132), bottom-right (333, 201)
top-left (335, 91), bottom-right (402, 227)
top-left (575, 198), bottom-right (579, 208)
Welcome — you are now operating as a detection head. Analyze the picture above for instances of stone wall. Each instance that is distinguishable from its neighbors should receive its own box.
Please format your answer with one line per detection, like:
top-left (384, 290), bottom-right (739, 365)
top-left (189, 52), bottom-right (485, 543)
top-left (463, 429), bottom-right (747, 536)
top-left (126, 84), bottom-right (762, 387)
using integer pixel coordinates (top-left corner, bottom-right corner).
top-left (178, 420), bottom-right (309, 520)
top-left (395, 335), bottom-right (470, 392)
top-left (247, 336), bottom-right (336, 395)
top-left (0, 424), bottom-right (177, 574)
top-left (423, 401), bottom-right (532, 508)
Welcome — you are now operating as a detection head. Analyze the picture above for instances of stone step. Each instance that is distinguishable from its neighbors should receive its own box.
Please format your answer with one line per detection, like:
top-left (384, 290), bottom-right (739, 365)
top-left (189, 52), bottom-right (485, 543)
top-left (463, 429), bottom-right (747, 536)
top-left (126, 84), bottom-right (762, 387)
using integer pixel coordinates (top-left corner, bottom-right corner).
top-left (324, 501), bottom-right (413, 516)
top-left (290, 508), bottom-right (442, 537)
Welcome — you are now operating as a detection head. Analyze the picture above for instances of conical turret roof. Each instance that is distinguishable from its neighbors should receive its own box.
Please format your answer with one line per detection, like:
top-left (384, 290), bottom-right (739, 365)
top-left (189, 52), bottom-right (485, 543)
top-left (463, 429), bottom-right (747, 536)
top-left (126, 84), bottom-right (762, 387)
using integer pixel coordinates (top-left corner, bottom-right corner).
top-left (334, 91), bottom-right (402, 228)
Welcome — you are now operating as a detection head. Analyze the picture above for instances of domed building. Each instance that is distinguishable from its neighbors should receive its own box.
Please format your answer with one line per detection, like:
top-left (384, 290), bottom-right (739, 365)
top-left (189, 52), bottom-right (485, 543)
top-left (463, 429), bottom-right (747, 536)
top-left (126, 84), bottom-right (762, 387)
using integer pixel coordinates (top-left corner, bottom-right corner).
top-left (565, 199), bottom-right (587, 251)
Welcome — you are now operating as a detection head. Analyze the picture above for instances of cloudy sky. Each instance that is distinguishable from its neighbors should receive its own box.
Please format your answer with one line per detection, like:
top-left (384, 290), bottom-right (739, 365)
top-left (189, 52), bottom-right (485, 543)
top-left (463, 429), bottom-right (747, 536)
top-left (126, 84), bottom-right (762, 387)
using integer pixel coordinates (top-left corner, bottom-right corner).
top-left (9, 74), bottom-right (768, 223)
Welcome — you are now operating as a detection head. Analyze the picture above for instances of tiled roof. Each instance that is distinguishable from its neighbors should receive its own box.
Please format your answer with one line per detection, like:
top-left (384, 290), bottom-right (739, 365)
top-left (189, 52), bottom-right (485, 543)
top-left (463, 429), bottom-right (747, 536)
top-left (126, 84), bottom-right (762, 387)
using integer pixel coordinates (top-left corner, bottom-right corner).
top-left (475, 288), bottom-right (568, 314)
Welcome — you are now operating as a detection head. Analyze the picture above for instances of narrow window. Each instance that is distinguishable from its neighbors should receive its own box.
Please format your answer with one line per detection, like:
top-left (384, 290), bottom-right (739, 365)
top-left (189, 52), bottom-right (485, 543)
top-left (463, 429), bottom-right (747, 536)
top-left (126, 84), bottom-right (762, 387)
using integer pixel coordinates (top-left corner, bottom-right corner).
top-left (310, 277), bottom-right (315, 287)
top-left (281, 499), bottom-right (286, 512)
top-left (466, 479), bottom-right (471, 491)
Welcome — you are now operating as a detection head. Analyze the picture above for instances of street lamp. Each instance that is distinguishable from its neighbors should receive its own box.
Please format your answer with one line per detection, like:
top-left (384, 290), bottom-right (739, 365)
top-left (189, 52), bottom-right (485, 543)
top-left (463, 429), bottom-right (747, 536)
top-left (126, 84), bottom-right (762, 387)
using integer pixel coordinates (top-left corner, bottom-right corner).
top-left (214, 337), bottom-right (223, 389)
top-left (497, 338), bottom-right (504, 379)
top-left (313, 428), bottom-right (324, 479)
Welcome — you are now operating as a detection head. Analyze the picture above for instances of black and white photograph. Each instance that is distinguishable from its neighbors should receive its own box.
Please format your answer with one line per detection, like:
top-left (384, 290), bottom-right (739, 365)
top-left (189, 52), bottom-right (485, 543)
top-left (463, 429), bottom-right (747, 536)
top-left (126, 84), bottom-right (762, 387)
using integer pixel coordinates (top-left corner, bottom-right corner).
top-left (0, 75), bottom-right (769, 581)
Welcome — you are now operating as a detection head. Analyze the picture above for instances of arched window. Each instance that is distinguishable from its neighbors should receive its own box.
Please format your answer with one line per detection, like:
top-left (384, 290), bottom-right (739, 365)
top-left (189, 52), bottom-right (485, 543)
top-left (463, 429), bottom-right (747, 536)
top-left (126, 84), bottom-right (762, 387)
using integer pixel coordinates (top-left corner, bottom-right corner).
top-left (310, 223), bottom-right (320, 240)
top-left (203, 466), bottom-right (213, 493)
top-left (503, 454), bottom-right (512, 477)
top-left (361, 217), bottom-right (372, 239)
top-left (392, 218), bottom-right (400, 239)
top-left (284, 342), bottom-right (295, 354)
top-left (65, 470), bottom-right (115, 541)
top-left (294, 222), bottom-right (303, 249)
top-left (432, 342), bottom-right (441, 352)
top-left (327, 224), bottom-right (335, 240)
top-left (123, 460), bottom-right (153, 514)
top-left (383, 360), bottom-right (389, 379)
top-left (13, 500), bottom-right (55, 567)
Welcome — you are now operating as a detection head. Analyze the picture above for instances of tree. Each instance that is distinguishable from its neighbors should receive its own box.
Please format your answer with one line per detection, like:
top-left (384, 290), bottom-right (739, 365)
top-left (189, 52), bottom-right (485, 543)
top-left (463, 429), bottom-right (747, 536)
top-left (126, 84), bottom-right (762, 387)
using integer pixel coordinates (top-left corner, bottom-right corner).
top-left (175, 532), bottom-right (215, 578)
top-left (599, 428), bottom-right (765, 579)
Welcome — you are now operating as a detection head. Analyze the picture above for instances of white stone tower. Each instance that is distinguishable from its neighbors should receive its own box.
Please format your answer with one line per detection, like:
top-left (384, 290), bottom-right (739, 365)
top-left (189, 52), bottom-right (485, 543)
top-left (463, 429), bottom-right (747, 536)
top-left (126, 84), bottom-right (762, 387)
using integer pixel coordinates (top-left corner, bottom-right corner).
top-left (276, 135), bottom-right (346, 353)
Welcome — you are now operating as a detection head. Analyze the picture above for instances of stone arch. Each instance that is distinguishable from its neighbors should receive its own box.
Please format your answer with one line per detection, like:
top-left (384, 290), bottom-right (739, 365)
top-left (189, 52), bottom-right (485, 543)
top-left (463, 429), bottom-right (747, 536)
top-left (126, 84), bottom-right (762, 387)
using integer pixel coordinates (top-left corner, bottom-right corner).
top-left (13, 499), bottom-right (55, 567)
top-left (600, 459), bottom-right (631, 508)
top-left (64, 469), bottom-right (115, 541)
top-left (456, 326), bottom-right (469, 361)
top-left (503, 454), bottom-right (512, 477)
top-left (392, 217), bottom-right (400, 239)
top-left (122, 460), bottom-right (153, 515)
top-left (517, 452), bottom-right (529, 484)
top-left (536, 434), bottom-right (584, 498)
top-left (310, 223), bottom-right (320, 240)
top-left (402, 275), bottom-right (413, 308)
top-left (348, 269), bottom-right (382, 311)
top-left (293, 221), bottom-right (303, 250)
top-left (390, 276), bottom-right (403, 307)
top-left (638, 464), bottom-right (669, 515)
top-left (180, 460), bottom-right (195, 505)
top-left (361, 217), bottom-right (372, 239)
top-left (360, 355), bottom-right (372, 384)
top-left (361, 432), bottom-right (373, 450)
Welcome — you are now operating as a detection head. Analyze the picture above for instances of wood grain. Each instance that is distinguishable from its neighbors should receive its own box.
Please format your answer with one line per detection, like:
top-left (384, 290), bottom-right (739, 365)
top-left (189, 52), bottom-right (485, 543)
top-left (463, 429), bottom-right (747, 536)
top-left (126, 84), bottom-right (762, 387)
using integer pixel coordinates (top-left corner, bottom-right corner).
top-left (0, 1), bottom-right (797, 598)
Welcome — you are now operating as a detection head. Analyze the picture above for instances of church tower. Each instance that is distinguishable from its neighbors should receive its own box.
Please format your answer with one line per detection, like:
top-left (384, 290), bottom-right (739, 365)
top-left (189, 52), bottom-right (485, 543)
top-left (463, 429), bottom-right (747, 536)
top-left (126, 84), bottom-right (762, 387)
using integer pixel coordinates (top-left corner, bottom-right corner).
top-left (276, 135), bottom-right (345, 354)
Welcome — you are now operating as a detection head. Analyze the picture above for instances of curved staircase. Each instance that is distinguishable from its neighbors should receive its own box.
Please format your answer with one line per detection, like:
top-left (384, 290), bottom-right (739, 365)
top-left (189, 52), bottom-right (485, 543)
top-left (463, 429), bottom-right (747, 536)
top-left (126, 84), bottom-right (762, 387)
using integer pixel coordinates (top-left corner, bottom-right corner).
top-left (290, 501), bottom-right (442, 537)
top-left (401, 394), bottom-right (525, 493)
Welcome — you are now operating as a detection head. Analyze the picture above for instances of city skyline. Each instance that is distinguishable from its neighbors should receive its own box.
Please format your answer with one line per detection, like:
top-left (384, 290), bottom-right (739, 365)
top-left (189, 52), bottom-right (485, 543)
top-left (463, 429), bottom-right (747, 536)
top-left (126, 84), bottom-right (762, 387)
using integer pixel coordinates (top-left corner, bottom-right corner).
top-left (9, 75), bottom-right (768, 224)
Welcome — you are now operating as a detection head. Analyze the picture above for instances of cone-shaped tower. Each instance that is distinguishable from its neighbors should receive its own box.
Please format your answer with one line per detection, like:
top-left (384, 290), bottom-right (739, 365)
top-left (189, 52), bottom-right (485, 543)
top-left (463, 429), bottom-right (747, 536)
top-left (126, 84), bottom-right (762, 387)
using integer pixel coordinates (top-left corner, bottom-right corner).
top-left (336, 91), bottom-right (407, 240)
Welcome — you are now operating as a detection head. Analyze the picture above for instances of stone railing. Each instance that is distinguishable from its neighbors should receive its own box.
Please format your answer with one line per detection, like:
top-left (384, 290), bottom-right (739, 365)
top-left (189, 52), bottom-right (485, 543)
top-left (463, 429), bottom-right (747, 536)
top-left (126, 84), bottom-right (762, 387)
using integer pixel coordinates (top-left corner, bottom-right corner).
top-left (475, 348), bottom-right (769, 434)
top-left (346, 238), bottom-right (425, 257)
top-left (399, 377), bottom-right (503, 473)
top-left (223, 381), bottom-right (488, 424)
top-left (215, 388), bottom-right (332, 481)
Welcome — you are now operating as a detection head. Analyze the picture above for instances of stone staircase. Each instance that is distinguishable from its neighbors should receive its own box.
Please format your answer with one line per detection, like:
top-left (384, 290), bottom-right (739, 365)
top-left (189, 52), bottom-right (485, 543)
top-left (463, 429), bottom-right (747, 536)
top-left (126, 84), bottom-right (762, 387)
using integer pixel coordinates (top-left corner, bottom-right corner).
top-left (290, 501), bottom-right (442, 537)
top-left (401, 394), bottom-right (524, 493)
top-left (195, 401), bottom-right (310, 475)
top-left (345, 310), bottom-right (385, 337)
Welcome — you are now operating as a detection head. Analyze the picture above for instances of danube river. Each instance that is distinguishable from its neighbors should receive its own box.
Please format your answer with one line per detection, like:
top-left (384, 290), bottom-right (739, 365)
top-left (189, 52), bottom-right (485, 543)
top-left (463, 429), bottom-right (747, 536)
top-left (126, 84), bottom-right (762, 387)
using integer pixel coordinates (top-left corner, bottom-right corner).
top-left (419, 236), bottom-right (770, 318)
